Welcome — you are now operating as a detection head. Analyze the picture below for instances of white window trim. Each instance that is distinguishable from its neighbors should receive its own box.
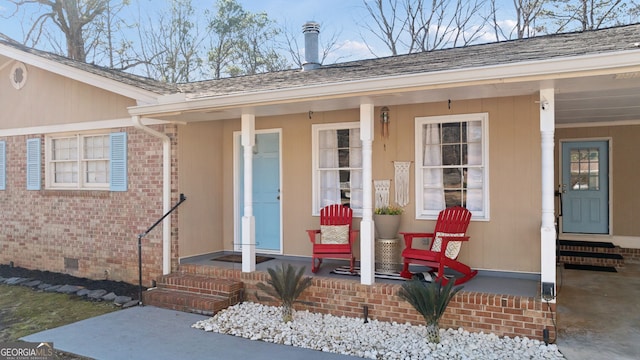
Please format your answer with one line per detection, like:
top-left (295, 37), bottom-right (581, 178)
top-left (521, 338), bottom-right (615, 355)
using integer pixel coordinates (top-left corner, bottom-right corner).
top-left (45, 131), bottom-right (110, 190)
top-left (311, 121), bottom-right (362, 217)
top-left (415, 113), bottom-right (490, 221)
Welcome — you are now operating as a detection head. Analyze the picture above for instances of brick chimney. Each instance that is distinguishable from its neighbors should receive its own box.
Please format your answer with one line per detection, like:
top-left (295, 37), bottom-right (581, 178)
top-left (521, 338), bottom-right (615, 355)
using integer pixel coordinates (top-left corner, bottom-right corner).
top-left (302, 21), bottom-right (320, 71)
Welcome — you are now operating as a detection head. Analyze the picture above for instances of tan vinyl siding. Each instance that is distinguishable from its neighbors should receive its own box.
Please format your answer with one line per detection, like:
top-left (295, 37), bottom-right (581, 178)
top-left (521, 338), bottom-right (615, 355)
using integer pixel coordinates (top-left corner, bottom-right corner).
top-left (177, 121), bottom-right (225, 257)
top-left (556, 124), bottom-right (640, 237)
top-left (0, 62), bottom-right (134, 129)
top-left (177, 95), bottom-right (543, 273)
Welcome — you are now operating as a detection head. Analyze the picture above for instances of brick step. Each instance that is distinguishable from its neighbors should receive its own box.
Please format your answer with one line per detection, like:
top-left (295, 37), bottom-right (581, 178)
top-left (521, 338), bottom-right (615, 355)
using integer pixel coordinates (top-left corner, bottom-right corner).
top-left (158, 273), bottom-right (243, 300)
top-left (143, 273), bottom-right (244, 315)
top-left (558, 240), bottom-right (621, 253)
top-left (142, 288), bottom-right (232, 316)
top-left (559, 255), bottom-right (624, 268)
top-left (558, 239), bottom-right (624, 268)
top-left (559, 250), bottom-right (623, 260)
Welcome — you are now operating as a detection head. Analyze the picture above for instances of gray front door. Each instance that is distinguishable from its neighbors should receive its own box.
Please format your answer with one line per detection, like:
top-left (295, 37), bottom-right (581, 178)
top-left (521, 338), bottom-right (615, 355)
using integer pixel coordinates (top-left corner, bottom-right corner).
top-left (561, 140), bottom-right (609, 234)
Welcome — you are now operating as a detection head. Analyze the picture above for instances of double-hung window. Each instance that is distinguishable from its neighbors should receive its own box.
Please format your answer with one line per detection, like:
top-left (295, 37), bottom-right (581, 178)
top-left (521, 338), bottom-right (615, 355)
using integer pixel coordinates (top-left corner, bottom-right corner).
top-left (312, 122), bottom-right (362, 216)
top-left (44, 132), bottom-right (127, 191)
top-left (415, 113), bottom-right (489, 220)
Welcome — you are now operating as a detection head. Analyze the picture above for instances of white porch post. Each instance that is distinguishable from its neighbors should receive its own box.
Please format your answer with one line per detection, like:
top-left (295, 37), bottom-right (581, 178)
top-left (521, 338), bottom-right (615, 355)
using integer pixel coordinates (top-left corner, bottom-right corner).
top-left (241, 113), bottom-right (256, 272)
top-left (360, 103), bottom-right (375, 285)
top-left (540, 88), bottom-right (557, 300)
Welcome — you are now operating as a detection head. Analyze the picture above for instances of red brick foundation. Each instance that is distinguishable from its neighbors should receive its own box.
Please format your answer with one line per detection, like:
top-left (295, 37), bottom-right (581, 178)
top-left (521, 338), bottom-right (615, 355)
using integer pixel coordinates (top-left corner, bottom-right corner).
top-left (179, 264), bottom-right (556, 341)
top-left (620, 248), bottom-right (640, 263)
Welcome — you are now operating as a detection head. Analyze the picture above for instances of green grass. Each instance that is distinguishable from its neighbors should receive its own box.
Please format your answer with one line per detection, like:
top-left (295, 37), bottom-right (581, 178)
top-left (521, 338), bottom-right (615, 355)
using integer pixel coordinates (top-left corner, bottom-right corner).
top-left (0, 284), bottom-right (118, 341)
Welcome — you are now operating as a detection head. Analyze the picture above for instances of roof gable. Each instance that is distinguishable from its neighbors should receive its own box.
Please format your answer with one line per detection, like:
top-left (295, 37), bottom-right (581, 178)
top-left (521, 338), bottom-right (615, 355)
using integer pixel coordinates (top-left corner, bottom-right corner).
top-left (0, 36), bottom-right (175, 105)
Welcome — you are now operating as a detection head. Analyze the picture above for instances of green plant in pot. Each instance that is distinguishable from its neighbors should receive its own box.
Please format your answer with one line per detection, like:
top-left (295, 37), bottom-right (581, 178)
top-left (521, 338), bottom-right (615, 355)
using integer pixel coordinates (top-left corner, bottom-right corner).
top-left (373, 205), bottom-right (404, 238)
top-left (397, 278), bottom-right (462, 344)
top-left (255, 264), bottom-right (313, 322)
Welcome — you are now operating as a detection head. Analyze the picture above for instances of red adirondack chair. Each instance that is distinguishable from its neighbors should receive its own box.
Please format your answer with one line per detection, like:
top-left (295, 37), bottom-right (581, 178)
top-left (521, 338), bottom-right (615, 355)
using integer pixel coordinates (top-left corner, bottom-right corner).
top-left (307, 204), bottom-right (358, 273)
top-left (399, 206), bottom-right (477, 285)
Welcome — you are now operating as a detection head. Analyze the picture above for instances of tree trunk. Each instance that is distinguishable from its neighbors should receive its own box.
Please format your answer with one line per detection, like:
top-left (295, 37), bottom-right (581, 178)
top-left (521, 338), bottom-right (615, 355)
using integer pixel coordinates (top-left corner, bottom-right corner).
top-left (282, 305), bottom-right (293, 323)
top-left (426, 322), bottom-right (440, 343)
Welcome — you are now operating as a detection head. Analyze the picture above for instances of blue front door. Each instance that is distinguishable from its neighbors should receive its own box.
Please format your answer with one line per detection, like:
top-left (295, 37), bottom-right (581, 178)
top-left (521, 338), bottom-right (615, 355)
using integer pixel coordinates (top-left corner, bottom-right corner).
top-left (561, 140), bottom-right (609, 234)
top-left (238, 131), bottom-right (281, 252)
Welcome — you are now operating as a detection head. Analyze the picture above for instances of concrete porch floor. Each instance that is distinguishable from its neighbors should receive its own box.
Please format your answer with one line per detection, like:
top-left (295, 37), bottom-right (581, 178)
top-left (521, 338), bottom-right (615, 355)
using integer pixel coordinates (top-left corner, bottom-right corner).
top-left (181, 253), bottom-right (540, 297)
top-left (182, 253), bottom-right (640, 359)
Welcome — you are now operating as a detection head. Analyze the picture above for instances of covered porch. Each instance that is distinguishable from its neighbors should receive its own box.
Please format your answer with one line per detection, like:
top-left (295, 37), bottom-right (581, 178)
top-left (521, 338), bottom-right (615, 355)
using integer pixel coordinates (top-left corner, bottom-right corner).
top-left (131, 35), bottom-right (640, 297)
top-left (132, 24), bottom-right (640, 345)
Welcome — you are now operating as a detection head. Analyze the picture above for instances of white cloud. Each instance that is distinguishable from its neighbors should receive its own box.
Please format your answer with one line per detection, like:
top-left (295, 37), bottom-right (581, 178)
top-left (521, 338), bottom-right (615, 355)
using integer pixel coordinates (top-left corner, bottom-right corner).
top-left (479, 19), bottom-right (518, 42)
top-left (324, 38), bottom-right (393, 63)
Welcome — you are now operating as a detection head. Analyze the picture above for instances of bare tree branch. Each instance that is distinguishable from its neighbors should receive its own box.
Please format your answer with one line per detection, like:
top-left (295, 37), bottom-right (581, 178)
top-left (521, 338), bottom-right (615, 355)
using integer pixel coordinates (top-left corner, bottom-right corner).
top-left (360, 0), bottom-right (488, 55)
top-left (543, 0), bottom-right (629, 32)
top-left (361, 0), bottom-right (406, 55)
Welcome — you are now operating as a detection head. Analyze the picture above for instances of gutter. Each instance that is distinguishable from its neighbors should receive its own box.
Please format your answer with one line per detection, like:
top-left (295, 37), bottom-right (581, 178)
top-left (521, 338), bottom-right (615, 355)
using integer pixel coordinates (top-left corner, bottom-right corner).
top-left (132, 115), bottom-right (172, 275)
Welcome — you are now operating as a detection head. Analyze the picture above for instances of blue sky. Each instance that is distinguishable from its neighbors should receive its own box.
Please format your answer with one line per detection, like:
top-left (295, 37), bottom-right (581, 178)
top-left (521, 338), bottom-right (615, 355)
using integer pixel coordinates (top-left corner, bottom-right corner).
top-left (216, 0), bottom-right (515, 61)
top-left (0, 0), bottom-right (382, 61)
top-left (0, 0), bottom-right (515, 64)
top-left (237, 0), bottom-right (381, 60)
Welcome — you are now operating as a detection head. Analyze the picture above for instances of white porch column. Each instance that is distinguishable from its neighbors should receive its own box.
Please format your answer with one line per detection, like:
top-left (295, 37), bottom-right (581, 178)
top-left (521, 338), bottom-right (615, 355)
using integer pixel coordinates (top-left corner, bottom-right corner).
top-left (241, 113), bottom-right (256, 272)
top-left (360, 103), bottom-right (375, 285)
top-left (540, 88), bottom-right (556, 300)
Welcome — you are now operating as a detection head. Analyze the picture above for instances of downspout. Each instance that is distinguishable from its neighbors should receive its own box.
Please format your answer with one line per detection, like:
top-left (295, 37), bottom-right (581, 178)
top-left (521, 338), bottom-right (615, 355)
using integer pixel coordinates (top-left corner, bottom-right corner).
top-left (132, 115), bottom-right (172, 275)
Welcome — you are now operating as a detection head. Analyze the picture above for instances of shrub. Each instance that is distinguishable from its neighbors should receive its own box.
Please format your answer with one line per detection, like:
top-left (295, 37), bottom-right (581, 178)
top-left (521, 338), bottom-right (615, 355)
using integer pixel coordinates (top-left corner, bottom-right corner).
top-left (256, 264), bottom-right (313, 322)
top-left (397, 278), bottom-right (462, 343)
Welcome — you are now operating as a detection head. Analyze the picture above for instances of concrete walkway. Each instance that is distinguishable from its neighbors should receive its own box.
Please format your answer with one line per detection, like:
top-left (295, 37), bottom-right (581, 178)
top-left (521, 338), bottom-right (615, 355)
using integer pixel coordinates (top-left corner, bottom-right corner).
top-left (22, 306), bottom-right (359, 360)
top-left (555, 263), bottom-right (640, 360)
top-left (21, 264), bottom-right (640, 360)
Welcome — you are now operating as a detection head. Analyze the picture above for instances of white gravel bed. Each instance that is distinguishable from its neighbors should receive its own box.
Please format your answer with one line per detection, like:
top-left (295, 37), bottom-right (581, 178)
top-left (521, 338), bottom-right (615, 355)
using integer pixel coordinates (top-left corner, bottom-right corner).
top-left (192, 302), bottom-right (565, 359)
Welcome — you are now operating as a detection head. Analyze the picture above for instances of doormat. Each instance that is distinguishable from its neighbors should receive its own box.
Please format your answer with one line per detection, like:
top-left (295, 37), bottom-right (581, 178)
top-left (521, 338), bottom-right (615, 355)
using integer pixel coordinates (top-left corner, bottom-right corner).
top-left (330, 266), bottom-right (443, 282)
top-left (564, 263), bottom-right (617, 272)
top-left (559, 250), bottom-right (623, 260)
top-left (558, 239), bottom-right (615, 248)
top-left (212, 254), bottom-right (274, 264)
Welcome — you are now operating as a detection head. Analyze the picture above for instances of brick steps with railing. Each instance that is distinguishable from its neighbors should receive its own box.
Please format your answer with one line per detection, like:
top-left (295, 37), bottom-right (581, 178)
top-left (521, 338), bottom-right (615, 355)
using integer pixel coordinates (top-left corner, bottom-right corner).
top-left (142, 272), bottom-right (244, 316)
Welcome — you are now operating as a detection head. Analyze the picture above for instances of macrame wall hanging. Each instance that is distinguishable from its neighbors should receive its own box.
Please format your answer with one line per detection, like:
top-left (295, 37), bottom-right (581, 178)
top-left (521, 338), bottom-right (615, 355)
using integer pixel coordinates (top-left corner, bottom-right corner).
top-left (374, 180), bottom-right (391, 209)
top-left (394, 161), bottom-right (411, 207)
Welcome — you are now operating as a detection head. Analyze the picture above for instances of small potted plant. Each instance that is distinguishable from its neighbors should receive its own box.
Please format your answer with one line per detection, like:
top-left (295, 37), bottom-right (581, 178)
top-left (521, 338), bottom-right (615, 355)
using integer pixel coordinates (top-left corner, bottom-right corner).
top-left (373, 205), bottom-right (404, 239)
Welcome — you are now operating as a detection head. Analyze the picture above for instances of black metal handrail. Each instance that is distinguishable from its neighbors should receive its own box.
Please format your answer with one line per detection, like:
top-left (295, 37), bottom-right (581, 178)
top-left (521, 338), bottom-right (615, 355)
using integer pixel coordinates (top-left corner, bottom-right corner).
top-left (138, 193), bottom-right (187, 305)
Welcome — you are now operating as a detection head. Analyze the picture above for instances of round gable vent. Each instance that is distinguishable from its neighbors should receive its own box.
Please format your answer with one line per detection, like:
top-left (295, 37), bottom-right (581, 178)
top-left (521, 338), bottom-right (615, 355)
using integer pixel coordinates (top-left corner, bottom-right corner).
top-left (9, 62), bottom-right (28, 90)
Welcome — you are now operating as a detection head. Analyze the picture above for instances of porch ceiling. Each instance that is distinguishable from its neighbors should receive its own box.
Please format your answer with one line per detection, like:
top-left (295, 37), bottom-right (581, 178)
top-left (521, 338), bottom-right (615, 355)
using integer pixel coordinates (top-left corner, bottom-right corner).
top-left (148, 71), bottom-right (640, 126)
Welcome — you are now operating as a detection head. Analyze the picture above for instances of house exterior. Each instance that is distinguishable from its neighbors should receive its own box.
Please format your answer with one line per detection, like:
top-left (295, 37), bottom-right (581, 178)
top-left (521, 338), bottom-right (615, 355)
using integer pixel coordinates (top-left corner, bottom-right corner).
top-left (1, 24), bottom-right (639, 332)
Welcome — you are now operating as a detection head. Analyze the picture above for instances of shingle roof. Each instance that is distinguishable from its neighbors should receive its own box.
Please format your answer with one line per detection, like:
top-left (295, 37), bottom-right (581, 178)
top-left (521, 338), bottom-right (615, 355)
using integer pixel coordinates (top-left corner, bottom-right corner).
top-left (178, 23), bottom-right (640, 97)
top-left (2, 24), bottom-right (639, 99)
top-left (0, 35), bottom-right (177, 95)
